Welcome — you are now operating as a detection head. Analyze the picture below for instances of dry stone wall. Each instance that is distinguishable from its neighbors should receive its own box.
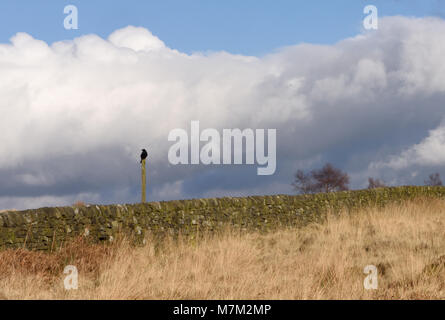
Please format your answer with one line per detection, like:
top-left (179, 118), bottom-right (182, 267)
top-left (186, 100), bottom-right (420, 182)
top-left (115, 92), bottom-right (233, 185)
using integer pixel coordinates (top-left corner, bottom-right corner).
top-left (1, 186), bottom-right (444, 251)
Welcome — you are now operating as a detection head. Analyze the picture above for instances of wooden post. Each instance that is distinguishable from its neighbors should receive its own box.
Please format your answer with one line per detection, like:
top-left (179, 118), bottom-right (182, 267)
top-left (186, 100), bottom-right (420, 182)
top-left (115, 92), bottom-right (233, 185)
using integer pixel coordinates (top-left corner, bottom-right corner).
top-left (141, 158), bottom-right (146, 203)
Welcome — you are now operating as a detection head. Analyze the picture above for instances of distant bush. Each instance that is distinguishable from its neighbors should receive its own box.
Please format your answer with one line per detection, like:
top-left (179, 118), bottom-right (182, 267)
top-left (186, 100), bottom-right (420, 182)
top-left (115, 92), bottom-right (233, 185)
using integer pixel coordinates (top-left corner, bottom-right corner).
top-left (425, 173), bottom-right (443, 186)
top-left (292, 163), bottom-right (350, 194)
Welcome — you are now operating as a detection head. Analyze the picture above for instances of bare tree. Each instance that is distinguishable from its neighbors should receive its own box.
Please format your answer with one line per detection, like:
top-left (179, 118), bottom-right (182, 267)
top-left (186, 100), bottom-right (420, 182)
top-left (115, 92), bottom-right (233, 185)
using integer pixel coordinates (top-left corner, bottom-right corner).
top-left (367, 177), bottom-right (386, 189)
top-left (425, 173), bottom-right (443, 186)
top-left (292, 163), bottom-right (350, 194)
top-left (312, 163), bottom-right (350, 193)
top-left (292, 170), bottom-right (317, 194)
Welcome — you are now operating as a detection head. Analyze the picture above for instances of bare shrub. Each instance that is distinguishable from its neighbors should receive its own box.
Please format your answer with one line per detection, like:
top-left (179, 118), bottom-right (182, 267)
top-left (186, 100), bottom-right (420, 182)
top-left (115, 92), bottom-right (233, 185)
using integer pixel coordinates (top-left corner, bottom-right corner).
top-left (424, 173), bottom-right (443, 186)
top-left (293, 163), bottom-right (350, 194)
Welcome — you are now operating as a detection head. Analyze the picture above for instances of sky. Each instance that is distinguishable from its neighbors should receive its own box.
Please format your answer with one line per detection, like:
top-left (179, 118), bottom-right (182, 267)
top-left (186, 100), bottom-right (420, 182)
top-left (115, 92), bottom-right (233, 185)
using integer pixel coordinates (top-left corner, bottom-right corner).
top-left (0, 0), bottom-right (444, 55)
top-left (1, 1), bottom-right (445, 209)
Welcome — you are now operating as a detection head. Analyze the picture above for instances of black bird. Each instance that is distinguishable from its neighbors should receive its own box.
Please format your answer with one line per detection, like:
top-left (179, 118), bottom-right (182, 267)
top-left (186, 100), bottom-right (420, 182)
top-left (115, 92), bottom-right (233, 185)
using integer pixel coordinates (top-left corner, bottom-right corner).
top-left (140, 149), bottom-right (148, 163)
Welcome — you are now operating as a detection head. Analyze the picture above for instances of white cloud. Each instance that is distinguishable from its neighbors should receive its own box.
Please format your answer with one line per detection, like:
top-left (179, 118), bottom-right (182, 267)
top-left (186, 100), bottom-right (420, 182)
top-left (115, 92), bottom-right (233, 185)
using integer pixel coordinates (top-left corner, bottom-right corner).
top-left (371, 124), bottom-right (445, 170)
top-left (1, 17), bottom-right (445, 209)
top-left (108, 26), bottom-right (166, 52)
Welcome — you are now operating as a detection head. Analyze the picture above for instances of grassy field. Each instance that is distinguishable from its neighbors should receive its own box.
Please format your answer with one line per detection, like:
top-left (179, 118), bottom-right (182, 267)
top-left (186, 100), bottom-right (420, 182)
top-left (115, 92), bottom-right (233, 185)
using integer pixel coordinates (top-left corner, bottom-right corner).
top-left (0, 197), bottom-right (445, 299)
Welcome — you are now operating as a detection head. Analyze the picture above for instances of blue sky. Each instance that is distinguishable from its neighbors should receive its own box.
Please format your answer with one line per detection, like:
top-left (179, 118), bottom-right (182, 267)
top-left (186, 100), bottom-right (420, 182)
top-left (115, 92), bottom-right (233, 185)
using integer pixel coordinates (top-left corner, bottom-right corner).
top-left (0, 0), bottom-right (444, 55)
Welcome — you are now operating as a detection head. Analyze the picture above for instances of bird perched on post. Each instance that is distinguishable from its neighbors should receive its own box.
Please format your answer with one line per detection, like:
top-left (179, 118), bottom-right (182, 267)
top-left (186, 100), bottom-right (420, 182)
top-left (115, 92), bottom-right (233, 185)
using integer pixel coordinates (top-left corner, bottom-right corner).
top-left (140, 149), bottom-right (148, 163)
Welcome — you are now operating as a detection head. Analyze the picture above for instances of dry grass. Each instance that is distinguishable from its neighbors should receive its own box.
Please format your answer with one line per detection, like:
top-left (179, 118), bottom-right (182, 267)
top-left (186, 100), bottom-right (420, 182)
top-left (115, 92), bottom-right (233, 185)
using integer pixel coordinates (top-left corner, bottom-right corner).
top-left (1, 198), bottom-right (445, 299)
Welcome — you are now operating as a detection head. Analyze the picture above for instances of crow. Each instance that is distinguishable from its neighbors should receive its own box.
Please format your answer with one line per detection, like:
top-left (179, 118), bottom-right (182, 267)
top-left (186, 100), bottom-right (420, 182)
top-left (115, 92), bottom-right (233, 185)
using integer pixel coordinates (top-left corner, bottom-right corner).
top-left (140, 149), bottom-right (148, 163)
